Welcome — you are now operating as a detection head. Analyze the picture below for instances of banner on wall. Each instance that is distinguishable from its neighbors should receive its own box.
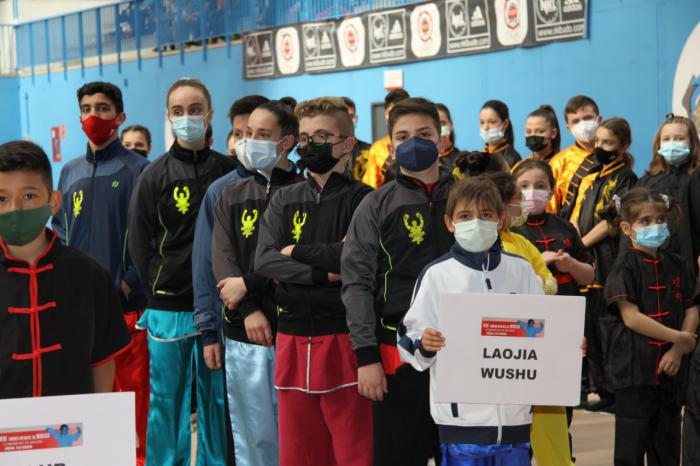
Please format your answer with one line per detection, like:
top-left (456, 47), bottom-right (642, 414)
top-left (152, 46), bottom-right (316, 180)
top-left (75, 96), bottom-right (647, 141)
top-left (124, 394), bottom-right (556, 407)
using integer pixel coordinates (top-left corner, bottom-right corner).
top-left (243, 0), bottom-right (588, 80)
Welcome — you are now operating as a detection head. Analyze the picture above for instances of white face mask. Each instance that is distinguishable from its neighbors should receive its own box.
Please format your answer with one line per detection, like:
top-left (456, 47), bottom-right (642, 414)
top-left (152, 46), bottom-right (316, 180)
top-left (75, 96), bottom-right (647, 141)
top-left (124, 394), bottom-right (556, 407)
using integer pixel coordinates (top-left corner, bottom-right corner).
top-left (571, 120), bottom-right (598, 144)
top-left (239, 138), bottom-right (282, 172)
top-left (508, 199), bottom-right (529, 228)
top-left (480, 127), bottom-right (505, 145)
top-left (233, 139), bottom-right (246, 160)
top-left (454, 219), bottom-right (499, 253)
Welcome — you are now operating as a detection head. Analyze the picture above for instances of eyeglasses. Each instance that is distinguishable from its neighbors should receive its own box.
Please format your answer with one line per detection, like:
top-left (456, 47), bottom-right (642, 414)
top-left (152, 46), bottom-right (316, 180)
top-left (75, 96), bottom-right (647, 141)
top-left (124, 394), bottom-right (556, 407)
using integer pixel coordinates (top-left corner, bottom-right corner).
top-left (298, 132), bottom-right (346, 145)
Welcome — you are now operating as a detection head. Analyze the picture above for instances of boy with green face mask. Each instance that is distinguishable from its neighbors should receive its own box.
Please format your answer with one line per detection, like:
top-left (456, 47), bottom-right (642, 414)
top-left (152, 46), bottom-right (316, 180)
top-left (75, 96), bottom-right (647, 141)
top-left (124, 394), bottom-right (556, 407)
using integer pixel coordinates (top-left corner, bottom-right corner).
top-left (0, 140), bottom-right (131, 399)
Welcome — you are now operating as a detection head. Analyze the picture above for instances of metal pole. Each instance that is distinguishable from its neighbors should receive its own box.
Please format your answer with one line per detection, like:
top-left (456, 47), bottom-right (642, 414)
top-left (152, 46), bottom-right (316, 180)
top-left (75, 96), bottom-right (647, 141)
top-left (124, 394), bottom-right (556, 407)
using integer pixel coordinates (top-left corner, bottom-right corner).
top-left (78, 12), bottom-right (85, 77)
top-left (43, 19), bottom-right (50, 81)
top-left (115, 4), bottom-right (122, 73)
top-left (61, 15), bottom-right (67, 79)
top-left (96, 8), bottom-right (103, 75)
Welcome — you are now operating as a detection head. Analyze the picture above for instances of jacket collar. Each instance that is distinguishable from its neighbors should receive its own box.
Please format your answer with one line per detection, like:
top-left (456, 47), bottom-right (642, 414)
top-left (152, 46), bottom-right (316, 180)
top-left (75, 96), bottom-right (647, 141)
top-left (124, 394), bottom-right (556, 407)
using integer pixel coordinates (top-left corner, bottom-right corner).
top-left (450, 240), bottom-right (501, 271)
top-left (254, 164), bottom-right (299, 187)
top-left (0, 228), bottom-right (59, 268)
top-left (306, 171), bottom-right (353, 195)
top-left (85, 139), bottom-right (122, 164)
top-left (396, 172), bottom-right (452, 193)
top-left (168, 139), bottom-right (212, 164)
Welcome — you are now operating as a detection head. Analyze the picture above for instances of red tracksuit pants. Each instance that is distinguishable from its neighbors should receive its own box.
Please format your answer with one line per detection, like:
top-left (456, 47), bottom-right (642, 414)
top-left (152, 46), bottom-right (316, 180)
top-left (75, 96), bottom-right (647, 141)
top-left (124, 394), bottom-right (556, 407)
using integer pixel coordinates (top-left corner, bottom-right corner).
top-left (276, 332), bottom-right (373, 466)
top-left (114, 311), bottom-right (150, 466)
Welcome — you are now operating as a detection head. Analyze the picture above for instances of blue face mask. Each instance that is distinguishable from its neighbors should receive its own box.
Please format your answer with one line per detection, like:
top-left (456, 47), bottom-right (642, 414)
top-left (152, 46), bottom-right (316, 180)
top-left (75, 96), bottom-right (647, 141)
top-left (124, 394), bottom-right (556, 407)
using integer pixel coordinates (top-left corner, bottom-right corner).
top-left (395, 137), bottom-right (438, 172)
top-left (657, 141), bottom-right (690, 165)
top-left (172, 115), bottom-right (206, 143)
top-left (634, 223), bottom-right (670, 249)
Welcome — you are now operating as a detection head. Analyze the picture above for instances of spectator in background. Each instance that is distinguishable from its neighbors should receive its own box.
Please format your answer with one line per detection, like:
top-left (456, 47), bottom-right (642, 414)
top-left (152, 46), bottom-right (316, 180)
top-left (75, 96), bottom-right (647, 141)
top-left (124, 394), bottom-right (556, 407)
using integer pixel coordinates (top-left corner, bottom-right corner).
top-left (341, 96), bottom-right (372, 182)
top-left (479, 99), bottom-right (521, 169)
top-left (362, 89), bottom-right (410, 188)
top-left (121, 125), bottom-right (152, 158)
top-left (435, 103), bottom-right (459, 173)
top-left (225, 130), bottom-right (235, 156)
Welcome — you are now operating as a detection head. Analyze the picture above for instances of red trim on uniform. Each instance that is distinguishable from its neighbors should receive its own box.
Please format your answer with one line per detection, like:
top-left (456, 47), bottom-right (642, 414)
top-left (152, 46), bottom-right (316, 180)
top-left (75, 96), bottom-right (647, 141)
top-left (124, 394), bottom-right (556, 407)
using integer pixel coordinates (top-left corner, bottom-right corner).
top-left (91, 339), bottom-right (133, 368)
top-left (646, 311), bottom-right (670, 318)
top-left (648, 285), bottom-right (667, 291)
top-left (555, 273), bottom-right (573, 285)
top-left (642, 257), bottom-right (663, 265)
top-left (3, 231), bottom-right (59, 397)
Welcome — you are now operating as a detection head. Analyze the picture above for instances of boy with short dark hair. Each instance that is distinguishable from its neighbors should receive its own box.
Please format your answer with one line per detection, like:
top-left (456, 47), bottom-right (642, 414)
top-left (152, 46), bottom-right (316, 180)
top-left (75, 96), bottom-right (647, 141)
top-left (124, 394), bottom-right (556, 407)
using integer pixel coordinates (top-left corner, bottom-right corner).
top-left (398, 176), bottom-right (543, 465)
top-left (53, 80), bottom-right (150, 464)
top-left (342, 97), bottom-right (454, 466)
top-left (0, 140), bottom-right (131, 399)
top-left (548, 95), bottom-right (602, 218)
top-left (254, 96), bottom-right (373, 466)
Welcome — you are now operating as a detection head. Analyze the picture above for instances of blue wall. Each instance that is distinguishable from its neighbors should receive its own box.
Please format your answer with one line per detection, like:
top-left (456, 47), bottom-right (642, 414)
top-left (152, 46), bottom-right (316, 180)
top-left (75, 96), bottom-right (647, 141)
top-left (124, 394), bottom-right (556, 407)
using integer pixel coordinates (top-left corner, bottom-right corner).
top-left (0, 77), bottom-right (21, 143)
top-left (2, 0), bottom-right (699, 185)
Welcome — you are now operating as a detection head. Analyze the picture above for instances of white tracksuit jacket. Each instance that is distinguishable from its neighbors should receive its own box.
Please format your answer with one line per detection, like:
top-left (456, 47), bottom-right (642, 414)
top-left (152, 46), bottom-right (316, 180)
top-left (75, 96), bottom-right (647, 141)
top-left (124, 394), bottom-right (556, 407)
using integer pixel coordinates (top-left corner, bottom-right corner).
top-left (398, 241), bottom-right (544, 445)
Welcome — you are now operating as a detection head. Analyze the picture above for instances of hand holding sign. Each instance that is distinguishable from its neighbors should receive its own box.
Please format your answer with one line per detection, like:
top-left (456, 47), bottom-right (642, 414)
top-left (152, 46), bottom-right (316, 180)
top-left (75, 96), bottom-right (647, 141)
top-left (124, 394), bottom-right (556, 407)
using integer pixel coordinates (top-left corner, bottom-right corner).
top-left (421, 328), bottom-right (445, 352)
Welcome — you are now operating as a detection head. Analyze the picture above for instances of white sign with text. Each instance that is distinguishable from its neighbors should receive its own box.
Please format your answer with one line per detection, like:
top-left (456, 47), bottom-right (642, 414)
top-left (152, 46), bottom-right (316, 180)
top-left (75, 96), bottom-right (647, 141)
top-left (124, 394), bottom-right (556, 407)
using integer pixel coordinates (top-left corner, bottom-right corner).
top-left (434, 293), bottom-right (585, 406)
top-left (0, 392), bottom-right (135, 466)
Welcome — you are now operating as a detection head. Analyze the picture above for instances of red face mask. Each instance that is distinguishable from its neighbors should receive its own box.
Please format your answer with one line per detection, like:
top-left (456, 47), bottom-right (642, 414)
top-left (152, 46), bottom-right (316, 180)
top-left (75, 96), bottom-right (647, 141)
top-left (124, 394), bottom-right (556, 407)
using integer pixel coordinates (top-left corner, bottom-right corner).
top-left (81, 114), bottom-right (120, 145)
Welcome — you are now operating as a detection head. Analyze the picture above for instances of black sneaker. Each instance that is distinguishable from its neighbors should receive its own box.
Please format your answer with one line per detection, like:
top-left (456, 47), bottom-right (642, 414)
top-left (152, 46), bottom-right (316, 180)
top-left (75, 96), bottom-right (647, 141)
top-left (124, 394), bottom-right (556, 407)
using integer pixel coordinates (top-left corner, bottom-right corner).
top-left (585, 398), bottom-right (615, 414)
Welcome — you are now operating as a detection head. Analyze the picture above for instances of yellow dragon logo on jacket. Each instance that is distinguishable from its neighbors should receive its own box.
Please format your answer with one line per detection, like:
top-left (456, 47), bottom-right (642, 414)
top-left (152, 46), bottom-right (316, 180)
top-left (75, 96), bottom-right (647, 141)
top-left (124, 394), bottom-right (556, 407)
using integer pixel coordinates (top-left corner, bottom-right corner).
top-left (173, 186), bottom-right (191, 214)
top-left (403, 212), bottom-right (425, 245)
top-left (291, 210), bottom-right (307, 243)
top-left (72, 190), bottom-right (84, 217)
top-left (240, 209), bottom-right (259, 238)
top-left (595, 178), bottom-right (619, 219)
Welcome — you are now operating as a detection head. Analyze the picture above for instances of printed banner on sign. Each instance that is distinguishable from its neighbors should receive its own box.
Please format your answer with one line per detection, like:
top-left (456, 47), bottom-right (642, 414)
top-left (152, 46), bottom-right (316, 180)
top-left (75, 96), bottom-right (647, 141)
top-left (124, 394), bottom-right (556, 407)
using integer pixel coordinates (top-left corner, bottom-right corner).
top-left (0, 423), bottom-right (83, 452)
top-left (445, 0), bottom-right (492, 54)
top-left (242, 0), bottom-right (588, 80)
top-left (0, 393), bottom-right (135, 466)
top-left (244, 30), bottom-right (275, 79)
top-left (410, 3), bottom-right (442, 58)
top-left (369, 9), bottom-right (408, 64)
top-left (276, 27), bottom-right (301, 75)
top-left (434, 293), bottom-right (584, 406)
top-left (302, 22), bottom-right (338, 72)
top-left (533, 0), bottom-right (587, 41)
top-left (337, 17), bottom-right (366, 68)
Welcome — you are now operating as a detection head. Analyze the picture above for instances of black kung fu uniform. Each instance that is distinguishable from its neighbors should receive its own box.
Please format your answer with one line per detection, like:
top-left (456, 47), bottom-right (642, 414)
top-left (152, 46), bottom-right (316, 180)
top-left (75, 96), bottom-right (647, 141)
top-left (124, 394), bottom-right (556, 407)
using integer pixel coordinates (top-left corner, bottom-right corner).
top-left (604, 249), bottom-right (697, 466)
top-left (637, 165), bottom-right (699, 273)
top-left (512, 212), bottom-right (594, 297)
top-left (577, 162), bottom-right (637, 396)
top-left (0, 230), bottom-right (131, 399)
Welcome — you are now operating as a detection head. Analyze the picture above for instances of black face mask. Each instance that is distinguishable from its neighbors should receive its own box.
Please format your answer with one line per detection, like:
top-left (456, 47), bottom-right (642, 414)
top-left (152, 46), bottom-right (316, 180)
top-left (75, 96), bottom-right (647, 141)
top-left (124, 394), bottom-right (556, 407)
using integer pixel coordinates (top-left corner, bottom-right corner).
top-left (594, 147), bottom-right (618, 165)
top-left (132, 148), bottom-right (149, 158)
top-left (298, 141), bottom-right (342, 174)
top-left (525, 136), bottom-right (547, 152)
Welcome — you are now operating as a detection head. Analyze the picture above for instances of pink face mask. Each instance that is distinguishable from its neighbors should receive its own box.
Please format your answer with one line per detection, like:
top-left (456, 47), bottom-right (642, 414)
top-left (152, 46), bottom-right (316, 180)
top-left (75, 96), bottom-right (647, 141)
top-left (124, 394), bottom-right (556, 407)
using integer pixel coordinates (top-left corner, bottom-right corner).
top-left (522, 188), bottom-right (550, 215)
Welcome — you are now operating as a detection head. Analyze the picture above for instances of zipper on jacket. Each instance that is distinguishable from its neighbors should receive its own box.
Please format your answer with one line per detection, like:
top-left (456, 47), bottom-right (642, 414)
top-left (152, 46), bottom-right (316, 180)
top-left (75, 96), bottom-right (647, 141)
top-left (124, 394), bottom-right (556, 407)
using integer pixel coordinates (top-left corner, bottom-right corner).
top-left (86, 156), bottom-right (98, 252)
top-left (193, 150), bottom-right (200, 180)
top-left (266, 182), bottom-right (271, 195)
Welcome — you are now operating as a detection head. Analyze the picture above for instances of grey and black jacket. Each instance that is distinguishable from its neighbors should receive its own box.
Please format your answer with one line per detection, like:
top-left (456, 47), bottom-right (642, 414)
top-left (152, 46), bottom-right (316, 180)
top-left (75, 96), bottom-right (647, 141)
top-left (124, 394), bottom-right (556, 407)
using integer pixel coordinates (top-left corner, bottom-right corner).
top-left (128, 140), bottom-right (235, 311)
top-left (341, 173), bottom-right (454, 367)
top-left (211, 166), bottom-right (302, 344)
top-left (254, 172), bottom-right (372, 336)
